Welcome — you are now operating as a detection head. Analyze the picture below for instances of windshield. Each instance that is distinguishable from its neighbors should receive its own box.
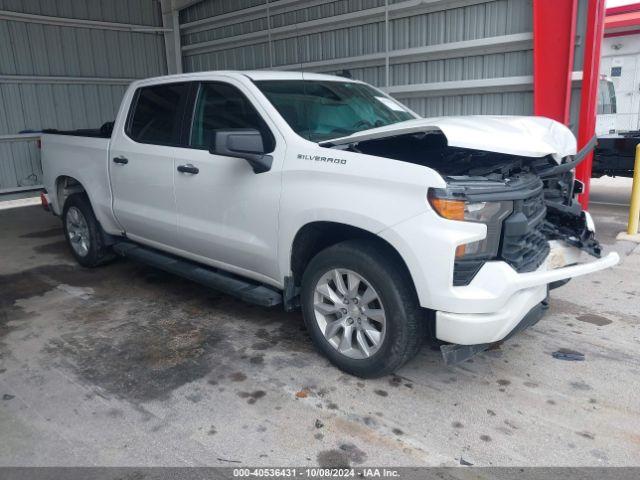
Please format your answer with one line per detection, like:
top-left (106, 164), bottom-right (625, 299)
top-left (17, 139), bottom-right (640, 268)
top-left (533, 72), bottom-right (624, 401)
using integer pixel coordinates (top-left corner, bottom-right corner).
top-left (255, 80), bottom-right (415, 142)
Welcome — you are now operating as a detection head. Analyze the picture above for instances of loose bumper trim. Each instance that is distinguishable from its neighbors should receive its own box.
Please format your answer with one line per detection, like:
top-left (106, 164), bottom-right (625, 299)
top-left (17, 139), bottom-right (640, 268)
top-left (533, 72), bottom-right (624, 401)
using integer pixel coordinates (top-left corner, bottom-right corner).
top-left (440, 297), bottom-right (549, 365)
top-left (435, 244), bottom-right (619, 345)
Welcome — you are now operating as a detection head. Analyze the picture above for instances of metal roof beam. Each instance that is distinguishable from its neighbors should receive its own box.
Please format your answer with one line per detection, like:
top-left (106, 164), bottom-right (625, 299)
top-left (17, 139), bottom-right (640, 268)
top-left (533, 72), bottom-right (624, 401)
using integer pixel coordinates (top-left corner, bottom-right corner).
top-left (384, 76), bottom-right (534, 97)
top-left (181, 0), bottom-right (493, 55)
top-left (182, 6), bottom-right (385, 54)
top-left (180, 0), bottom-right (334, 33)
top-left (0, 75), bottom-right (135, 85)
top-left (266, 33), bottom-right (533, 72)
top-left (385, 72), bottom-right (582, 98)
top-left (0, 10), bottom-right (171, 33)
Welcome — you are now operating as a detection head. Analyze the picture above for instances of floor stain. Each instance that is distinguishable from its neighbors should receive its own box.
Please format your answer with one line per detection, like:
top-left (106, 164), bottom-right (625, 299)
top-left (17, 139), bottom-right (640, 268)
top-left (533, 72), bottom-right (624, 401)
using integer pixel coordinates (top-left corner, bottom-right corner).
top-left (0, 266), bottom-right (61, 342)
top-left (20, 227), bottom-right (64, 239)
top-left (238, 390), bottom-right (266, 404)
top-left (317, 450), bottom-right (350, 468)
top-left (230, 372), bottom-right (247, 382)
top-left (46, 311), bottom-right (223, 402)
top-left (33, 240), bottom-right (70, 257)
top-left (570, 380), bottom-right (592, 391)
top-left (317, 443), bottom-right (366, 467)
top-left (4, 262), bottom-right (310, 403)
top-left (552, 349), bottom-right (585, 362)
top-left (576, 314), bottom-right (612, 326)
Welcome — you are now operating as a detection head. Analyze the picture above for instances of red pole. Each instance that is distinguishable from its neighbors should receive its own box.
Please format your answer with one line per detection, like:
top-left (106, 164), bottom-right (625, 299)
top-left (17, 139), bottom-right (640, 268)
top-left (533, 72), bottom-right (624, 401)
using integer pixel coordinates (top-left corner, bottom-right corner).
top-left (575, 0), bottom-right (607, 209)
top-left (533, 0), bottom-right (577, 124)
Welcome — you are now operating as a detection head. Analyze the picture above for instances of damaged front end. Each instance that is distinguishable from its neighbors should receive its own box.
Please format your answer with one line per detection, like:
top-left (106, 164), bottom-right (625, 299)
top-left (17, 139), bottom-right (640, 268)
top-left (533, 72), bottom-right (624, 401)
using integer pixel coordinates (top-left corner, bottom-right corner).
top-left (338, 128), bottom-right (601, 288)
top-left (321, 117), bottom-right (616, 366)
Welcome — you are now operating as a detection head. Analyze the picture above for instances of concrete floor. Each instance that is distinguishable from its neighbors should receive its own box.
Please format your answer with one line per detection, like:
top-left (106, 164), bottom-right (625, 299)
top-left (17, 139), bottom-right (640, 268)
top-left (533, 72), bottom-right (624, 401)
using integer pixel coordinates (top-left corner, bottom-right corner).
top-left (0, 180), bottom-right (639, 467)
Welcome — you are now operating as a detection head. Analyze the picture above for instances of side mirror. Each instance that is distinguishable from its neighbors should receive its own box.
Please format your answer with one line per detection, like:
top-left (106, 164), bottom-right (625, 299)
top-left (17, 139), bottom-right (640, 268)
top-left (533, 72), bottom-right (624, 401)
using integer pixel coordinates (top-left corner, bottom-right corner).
top-left (210, 129), bottom-right (273, 174)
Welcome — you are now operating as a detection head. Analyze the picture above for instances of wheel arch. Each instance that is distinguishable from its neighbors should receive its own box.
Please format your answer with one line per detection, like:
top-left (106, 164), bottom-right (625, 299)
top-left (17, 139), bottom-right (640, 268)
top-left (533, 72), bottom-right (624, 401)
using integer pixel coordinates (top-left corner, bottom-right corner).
top-left (55, 175), bottom-right (87, 211)
top-left (289, 221), bottom-right (418, 299)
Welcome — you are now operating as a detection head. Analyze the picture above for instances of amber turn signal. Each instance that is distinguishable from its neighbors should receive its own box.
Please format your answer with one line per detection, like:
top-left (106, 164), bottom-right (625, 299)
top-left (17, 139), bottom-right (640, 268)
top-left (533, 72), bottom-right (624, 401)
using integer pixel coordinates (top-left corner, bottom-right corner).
top-left (428, 195), bottom-right (465, 221)
top-left (428, 193), bottom-right (466, 257)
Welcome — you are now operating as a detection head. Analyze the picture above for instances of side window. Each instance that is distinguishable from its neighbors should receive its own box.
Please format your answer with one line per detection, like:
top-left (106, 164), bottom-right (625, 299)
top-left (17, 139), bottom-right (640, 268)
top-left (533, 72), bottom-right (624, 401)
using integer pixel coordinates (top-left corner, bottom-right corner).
top-left (127, 83), bottom-right (189, 146)
top-left (190, 82), bottom-right (275, 152)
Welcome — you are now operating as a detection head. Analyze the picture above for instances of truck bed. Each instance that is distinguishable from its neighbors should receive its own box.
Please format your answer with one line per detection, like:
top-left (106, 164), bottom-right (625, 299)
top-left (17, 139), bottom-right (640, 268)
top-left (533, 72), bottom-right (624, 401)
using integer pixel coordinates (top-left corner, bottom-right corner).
top-left (41, 132), bottom-right (120, 235)
top-left (41, 121), bottom-right (114, 139)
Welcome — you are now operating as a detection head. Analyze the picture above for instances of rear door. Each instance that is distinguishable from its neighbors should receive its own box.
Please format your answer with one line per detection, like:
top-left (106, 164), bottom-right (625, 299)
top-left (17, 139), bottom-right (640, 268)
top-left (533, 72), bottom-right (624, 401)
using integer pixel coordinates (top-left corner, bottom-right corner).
top-left (110, 82), bottom-right (191, 248)
top-left (173, 80), bottom-right (284, 283)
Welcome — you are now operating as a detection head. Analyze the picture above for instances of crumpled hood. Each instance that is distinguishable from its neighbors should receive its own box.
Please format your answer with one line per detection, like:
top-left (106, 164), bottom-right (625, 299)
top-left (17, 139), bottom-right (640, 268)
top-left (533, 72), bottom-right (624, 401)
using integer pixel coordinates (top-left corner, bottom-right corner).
top-left (320, 116), bottom-right (577, 163)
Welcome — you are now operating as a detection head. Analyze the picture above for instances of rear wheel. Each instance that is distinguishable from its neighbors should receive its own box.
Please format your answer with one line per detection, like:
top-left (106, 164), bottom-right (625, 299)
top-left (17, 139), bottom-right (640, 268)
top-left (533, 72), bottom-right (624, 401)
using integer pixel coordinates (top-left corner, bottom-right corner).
top-left (62, 194), bottom-right (114, 267)
top-left (301, 240), bottom-right (426, 378)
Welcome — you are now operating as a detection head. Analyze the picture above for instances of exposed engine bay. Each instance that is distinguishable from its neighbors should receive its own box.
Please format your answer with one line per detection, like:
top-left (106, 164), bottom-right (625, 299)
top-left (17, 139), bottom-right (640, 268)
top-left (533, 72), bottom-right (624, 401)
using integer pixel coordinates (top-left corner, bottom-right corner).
top-left (335, 131), bottom-right (601, 284)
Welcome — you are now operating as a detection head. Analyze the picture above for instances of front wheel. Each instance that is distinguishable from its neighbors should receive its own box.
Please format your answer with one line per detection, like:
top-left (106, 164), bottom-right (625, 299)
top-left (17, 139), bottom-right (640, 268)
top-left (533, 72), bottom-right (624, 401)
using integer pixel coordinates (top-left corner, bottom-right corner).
top-left (300, 240), bottom-right (426, 378)
top-left (62, 194), bottom-right (114, 267)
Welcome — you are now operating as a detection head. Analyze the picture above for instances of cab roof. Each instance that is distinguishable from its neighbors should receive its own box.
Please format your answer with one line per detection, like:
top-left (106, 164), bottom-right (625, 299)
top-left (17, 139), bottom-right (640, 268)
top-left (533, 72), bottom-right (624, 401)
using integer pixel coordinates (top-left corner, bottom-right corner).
top-left (134, 70), bottom-right (360, 87)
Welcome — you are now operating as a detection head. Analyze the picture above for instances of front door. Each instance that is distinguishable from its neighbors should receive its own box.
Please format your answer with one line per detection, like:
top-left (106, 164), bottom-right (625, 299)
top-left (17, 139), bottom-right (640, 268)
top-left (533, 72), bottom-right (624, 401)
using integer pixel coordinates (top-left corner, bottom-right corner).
top-left (110, 82), bottom-right (190, 248)
top-left (173, 80), bottom-right (284, 284)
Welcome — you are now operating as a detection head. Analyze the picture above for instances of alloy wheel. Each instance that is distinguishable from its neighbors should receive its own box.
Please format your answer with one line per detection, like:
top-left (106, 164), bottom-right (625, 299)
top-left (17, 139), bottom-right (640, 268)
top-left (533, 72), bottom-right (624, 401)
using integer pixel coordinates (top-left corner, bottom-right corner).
top-left (312, 269), bottom-right (386, 359)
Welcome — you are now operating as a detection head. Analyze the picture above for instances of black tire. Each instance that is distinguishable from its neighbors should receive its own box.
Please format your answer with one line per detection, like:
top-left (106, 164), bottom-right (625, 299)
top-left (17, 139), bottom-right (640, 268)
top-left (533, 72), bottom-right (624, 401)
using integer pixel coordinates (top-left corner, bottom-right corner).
top-left (62, 193), bottom-right (114, 267)
top-left (300, 239), bottom-right (427, 378)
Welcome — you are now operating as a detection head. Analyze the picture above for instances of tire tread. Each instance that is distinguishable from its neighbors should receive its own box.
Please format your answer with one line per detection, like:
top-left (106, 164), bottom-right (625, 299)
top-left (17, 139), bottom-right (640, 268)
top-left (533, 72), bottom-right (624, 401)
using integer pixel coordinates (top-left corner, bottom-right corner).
top-left (301, 239), bottom-right (427, 378)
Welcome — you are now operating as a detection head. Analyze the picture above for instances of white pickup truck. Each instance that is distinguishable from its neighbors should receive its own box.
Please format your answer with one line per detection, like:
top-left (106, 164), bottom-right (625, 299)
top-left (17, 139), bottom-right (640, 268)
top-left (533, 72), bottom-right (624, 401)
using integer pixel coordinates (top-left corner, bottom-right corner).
top-left (40, 71), bottom-right (619, 377)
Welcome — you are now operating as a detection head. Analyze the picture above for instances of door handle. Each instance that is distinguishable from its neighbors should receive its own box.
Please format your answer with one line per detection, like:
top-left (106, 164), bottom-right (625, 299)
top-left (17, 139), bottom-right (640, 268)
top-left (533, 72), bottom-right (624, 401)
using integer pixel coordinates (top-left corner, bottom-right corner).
top-left (177, 164), bottom-right (199, 174)
top-left (113, 156), bottom-right (128, 165)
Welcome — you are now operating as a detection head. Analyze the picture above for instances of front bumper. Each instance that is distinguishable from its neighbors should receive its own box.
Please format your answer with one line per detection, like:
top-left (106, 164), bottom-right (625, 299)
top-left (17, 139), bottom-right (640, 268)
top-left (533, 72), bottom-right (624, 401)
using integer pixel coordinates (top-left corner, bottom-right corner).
top-left (440, 297), bottom-right (549, 365)
top-left (378, 211), bottom-right (619, 345)
top-left (435, 241), bottom-right (619, 345)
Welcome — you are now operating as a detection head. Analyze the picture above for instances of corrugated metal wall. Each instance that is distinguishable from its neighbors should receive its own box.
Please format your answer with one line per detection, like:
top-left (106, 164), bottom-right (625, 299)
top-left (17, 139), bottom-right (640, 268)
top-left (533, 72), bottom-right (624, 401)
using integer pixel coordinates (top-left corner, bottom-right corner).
top-left (180, 0), bottom-right (536, 117)
top-left (0, 0), bottom-right (166, 193)
top-left (0, 0), bottom-right (591, 192)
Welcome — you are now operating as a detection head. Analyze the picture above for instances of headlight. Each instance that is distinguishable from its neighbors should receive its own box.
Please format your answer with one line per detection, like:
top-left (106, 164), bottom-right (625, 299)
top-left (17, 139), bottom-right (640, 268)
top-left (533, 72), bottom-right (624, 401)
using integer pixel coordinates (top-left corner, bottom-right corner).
top-left (428, 190), bottom-right (513, 258)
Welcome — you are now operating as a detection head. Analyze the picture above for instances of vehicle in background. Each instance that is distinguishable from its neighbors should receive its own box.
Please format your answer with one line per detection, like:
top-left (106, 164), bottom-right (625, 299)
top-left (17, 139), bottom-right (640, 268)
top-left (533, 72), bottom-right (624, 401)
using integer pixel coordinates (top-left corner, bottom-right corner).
top-left (39, 72), bottom-right (618, 377)
top-left (595, 77), bottom-right (617, 136)
top-left (594, 76), bottom-right (637, 177)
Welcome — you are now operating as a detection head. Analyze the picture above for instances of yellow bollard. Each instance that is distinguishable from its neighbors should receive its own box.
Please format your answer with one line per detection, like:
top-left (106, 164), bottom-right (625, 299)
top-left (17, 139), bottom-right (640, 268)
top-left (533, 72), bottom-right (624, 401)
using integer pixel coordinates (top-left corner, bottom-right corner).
top-left (628, 144), bottom-right (640, 235)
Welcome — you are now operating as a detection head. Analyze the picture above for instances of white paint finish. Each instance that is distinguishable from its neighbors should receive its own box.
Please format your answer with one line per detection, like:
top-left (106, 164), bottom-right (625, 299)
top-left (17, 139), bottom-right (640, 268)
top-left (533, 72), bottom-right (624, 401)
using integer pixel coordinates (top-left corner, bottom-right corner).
top-left (322, 115), bottom-right (578, 161)
top-left (436, 285), bottom-right (548, 344)
top-left (40, 71), bottom-right (619, 349)
top-left (109, 138), bottom-right (181, 249)
top-left (173, 148), bottom-right (283, 282)
top-left (382, 207), bottom-right (619, 314)
top-left (173, 77), bottom-right (285, 283)
top-left (40, 134), bottom-right (122, 234)
top-left (434, 241), bottom-right (619, 344)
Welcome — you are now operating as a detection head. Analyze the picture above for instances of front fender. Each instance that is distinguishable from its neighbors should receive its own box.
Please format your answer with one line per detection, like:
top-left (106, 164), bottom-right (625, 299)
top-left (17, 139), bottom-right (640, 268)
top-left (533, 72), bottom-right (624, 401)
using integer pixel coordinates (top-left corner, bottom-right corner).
top-left (276, 144), bottom-right (447, 282)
